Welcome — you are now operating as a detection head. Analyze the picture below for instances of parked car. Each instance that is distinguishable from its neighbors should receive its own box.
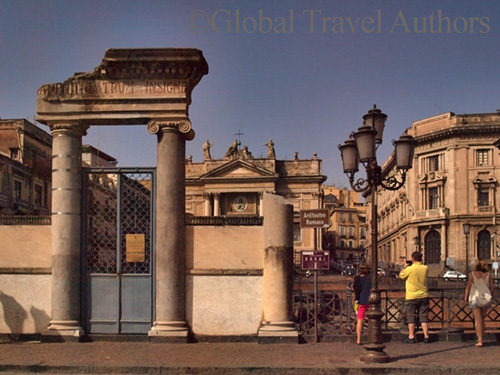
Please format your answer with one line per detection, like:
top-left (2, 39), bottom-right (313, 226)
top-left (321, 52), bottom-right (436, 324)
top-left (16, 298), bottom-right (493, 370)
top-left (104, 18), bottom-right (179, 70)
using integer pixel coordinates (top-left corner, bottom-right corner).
top-left (342, 267), bottom-right (357, 276)
top-left (443, 270), bottom-right (467, 281)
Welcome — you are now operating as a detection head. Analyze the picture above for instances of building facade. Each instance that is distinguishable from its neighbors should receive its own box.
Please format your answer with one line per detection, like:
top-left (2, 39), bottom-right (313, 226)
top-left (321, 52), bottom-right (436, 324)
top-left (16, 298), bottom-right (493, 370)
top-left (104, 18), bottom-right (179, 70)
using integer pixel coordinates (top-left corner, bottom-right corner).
top-left (375, 111), bottom-right (500, 276)
top-left (0, 119), bottom-right (52, 216)
top-left (323, 186), bottom-right (367, 265)
top-left (185, 139), bottom-right (327, 260)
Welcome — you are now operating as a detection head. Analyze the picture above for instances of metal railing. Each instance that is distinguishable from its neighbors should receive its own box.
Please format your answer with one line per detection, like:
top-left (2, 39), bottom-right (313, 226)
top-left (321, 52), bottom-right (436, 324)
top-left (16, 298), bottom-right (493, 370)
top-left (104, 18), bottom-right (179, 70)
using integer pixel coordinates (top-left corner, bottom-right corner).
top-left (293, 279), bottom-right (500, 336)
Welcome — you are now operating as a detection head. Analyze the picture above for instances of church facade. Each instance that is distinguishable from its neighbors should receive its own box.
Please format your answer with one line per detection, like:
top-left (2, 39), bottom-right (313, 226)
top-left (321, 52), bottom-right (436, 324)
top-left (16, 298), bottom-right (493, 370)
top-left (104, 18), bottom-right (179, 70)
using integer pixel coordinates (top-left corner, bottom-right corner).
top-left (185, 139), bottom-right (327, 258)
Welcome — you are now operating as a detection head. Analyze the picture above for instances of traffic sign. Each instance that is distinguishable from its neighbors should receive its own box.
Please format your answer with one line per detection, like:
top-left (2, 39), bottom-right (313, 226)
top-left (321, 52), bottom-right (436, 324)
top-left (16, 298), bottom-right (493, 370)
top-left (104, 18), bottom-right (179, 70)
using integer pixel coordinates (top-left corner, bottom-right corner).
top-left (300, 209), bottom-right (329, 228)
top-left (301, 250), bottom-right (330, 270)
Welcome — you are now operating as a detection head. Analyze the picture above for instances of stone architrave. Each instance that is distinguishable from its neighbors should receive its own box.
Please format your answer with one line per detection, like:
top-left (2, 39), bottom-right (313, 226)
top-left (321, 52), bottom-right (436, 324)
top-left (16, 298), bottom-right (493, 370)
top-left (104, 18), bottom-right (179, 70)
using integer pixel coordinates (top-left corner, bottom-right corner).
top-left (36, 48), bottom-right (208, 341)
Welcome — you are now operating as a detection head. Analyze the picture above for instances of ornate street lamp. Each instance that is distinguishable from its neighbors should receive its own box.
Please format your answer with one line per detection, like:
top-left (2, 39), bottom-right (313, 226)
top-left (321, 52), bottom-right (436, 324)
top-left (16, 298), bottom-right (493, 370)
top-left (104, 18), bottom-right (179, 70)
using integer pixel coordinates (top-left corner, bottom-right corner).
top-left (338, 105), bottom-right (415, 363)
top-left (463, 222), bottom-right (471, 275)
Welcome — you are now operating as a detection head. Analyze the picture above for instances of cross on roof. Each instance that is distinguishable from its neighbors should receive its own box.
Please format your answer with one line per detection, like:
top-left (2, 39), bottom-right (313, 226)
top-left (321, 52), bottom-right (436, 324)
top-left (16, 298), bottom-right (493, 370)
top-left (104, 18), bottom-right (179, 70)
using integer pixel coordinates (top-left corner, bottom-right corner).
top-left (234, 129), bottom-right (244, 143)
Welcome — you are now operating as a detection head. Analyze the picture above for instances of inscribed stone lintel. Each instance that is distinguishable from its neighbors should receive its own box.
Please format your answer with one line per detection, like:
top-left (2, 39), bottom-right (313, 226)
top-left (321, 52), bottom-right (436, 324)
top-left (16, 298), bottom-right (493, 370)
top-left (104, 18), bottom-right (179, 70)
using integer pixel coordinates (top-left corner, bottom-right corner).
top-left (36, 48), bottom-right (208, 126)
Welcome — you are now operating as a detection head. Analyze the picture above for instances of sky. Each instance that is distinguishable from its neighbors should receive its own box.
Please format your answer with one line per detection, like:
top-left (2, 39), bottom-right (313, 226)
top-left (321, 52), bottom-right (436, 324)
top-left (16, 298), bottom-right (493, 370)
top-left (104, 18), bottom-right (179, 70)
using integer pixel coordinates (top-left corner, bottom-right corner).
top-left (1, 0), bottom-right (500, 186)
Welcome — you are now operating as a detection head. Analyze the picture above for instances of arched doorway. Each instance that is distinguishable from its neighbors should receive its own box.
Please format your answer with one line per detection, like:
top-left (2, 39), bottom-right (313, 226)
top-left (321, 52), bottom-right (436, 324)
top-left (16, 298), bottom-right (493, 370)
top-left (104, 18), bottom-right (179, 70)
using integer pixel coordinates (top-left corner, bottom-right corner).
top-left (425, 230), bottom-right (441, 264)
top-left (477, 230), bottom-right (491, 260)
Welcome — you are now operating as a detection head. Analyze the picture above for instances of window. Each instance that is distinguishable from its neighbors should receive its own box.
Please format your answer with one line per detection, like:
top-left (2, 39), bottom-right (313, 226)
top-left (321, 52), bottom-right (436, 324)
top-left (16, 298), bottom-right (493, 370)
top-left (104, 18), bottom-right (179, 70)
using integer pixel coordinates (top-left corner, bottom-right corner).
top-left (34, 184), bottom-right (43, 206)
top-left (478, 230), bottom-right (491, 260)
top-left (348, 212), bottom-right (353, 222)
top-left (293, 223), bottom-right (301, 242)
top-left (348, 240), bottom-right (354, 248)
top-left (429, 187), bottom-right (439, 209)
top-left (348, 226), bottom-right (354, 237)
top-left (428, 155), bottom-right (439, 172)
top-left (478, 188), bottom-right (489, 207)
top-left (339, 212), bottom-right (345, 222)
top-left (9, 148), bottom-right (20, 160)
top-left (340, 226), bottom-right (346, 237)
top-left (476, 149), bottom-right (489, 166)
top-left (360, 227), bottom-right (365, 238)
top-left (425, 230), bottom-right (441, 264)
top-left (14, 180), bottom-right (22, 201)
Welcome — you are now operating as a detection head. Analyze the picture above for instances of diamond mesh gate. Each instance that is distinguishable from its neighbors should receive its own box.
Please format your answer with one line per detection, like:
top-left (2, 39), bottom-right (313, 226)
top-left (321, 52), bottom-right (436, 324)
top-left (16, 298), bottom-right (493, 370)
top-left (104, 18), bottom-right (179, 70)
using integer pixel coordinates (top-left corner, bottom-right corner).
top-left (82, 168), bottom-right (155, 334)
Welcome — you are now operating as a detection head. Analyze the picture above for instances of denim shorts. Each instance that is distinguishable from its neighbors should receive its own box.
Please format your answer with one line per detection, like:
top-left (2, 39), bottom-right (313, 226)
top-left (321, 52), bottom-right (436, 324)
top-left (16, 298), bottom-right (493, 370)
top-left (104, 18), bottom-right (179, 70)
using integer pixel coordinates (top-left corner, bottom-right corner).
top-left (405, 298), bottom-right (429, 324)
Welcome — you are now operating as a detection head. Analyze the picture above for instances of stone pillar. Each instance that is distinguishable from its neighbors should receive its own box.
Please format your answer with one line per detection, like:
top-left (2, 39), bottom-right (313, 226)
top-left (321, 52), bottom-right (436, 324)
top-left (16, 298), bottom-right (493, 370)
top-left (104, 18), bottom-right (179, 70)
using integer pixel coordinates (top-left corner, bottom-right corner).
top-left (148, 119), bottom-right (191, 340)
top-left (259, 192), bottom-right (264, 216)
top-left (204, 193), bottom-right (212, 216)
top-left (213, 193), bottom-right (220, 216)
top-left (43, 123), bottom-right (88, 341)
top-left (259, 193), bottom-right (298, 343)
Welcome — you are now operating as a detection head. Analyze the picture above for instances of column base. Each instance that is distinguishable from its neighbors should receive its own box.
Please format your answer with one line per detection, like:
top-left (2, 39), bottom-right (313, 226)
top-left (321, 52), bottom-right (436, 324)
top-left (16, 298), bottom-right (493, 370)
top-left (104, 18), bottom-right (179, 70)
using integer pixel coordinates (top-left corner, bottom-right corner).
top-left (148, 321), bottom-right (190, 343)
top-left (41, 320), bottom-right (85, 342)
top-left (258, 321), bottom-right (298, 344)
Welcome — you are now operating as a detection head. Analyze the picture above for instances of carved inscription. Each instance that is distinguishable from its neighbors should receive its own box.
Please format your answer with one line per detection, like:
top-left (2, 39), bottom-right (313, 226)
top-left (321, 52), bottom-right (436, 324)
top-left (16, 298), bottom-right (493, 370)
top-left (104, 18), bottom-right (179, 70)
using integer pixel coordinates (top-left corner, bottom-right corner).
top-left (145, 81), bottom-right (186, 94)
top-left (38, 79), bottom-right (186, 99)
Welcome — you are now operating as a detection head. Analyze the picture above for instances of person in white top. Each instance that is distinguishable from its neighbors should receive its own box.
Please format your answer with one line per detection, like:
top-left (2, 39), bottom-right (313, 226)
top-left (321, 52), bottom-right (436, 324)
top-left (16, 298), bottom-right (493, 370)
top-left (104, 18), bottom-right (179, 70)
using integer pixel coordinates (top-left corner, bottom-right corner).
top-left (464, 260), bottom-right (495, 347)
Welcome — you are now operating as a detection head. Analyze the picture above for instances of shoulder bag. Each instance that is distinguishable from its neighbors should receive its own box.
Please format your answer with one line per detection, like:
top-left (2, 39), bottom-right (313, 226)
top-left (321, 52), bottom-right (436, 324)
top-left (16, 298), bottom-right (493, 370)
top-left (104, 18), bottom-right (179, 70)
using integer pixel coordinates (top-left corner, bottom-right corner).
top-left (469, 273), bottom-right (492, 308)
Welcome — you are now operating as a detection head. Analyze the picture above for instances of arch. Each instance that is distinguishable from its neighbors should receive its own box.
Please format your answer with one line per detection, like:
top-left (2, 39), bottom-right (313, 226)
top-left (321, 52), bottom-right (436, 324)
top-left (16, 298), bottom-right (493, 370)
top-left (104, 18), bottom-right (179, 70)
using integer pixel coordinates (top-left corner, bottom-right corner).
top-left (477, 230), bottom-right (491, 260)
top-left (424, 230), bottom-right (441, 264)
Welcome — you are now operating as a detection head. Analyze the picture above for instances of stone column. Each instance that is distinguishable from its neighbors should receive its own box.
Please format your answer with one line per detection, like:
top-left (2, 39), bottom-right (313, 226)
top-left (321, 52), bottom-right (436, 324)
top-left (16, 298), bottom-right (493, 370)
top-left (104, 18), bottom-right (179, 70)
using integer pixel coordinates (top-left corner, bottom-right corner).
top-left (259, 193), bottom-right (298, 343)
top-left (204, 193), bottom-right (212, 216)
top-left (43, 123), bottom-right (88, 341)
top-left (148, 120), bottom-right (191, 340)
top-left (213, 193), bottom-right (220, 216)
top-left (259, 192), bottom-right (264, 216)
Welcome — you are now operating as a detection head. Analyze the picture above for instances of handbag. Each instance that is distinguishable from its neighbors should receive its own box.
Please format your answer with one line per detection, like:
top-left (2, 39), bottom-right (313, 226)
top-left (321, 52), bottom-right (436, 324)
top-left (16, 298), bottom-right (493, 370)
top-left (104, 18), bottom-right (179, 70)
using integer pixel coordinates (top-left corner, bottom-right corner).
top-left (469, 273), bottom-right (492, 308)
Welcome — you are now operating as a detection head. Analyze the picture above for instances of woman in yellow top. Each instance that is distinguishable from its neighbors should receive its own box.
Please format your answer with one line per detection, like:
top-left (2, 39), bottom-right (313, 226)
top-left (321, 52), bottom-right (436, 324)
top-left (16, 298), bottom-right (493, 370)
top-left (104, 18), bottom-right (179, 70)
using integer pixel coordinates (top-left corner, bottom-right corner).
top-left (464, 260), bottom-right (494, 347)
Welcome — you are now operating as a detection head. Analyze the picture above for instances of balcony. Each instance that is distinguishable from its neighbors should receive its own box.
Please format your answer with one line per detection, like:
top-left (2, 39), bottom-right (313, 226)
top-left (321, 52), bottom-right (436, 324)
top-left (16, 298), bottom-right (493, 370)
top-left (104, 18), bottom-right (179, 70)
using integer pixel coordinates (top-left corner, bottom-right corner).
top-left (416, 207), bottom-right (449, 220)
top-left (478, 206), bottom-right (493, 213)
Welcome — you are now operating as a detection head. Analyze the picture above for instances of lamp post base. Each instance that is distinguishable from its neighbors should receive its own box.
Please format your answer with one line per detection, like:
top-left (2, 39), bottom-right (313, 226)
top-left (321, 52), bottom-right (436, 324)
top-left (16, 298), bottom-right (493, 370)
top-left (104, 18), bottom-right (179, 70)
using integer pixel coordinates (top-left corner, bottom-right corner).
top-left (360, 292), bottom-right (390, 363)
top-left (360, 345), bottom-right (390, 363)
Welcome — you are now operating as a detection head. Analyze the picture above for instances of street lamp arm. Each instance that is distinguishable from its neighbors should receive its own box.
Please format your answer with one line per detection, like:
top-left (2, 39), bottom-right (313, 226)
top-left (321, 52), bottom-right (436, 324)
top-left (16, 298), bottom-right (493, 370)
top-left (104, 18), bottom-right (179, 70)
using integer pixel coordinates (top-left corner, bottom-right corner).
top-left (348, 175), bottom-right (372, 193)
top-left (379, 170), bottom-right (407, 191)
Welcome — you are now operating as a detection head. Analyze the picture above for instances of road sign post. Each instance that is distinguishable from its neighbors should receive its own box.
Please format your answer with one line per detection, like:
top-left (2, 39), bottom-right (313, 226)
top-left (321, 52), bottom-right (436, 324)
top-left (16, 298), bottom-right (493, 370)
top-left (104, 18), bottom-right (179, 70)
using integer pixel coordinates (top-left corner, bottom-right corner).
top-left (300, 209), bottom-right (330, 343)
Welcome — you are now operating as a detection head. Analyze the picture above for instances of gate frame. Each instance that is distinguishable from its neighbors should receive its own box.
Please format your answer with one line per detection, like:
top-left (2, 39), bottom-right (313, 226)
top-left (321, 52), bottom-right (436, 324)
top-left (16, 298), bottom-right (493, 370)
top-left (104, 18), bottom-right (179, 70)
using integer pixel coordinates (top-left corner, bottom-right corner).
top-left (81, 167), bottom-right (156, 334)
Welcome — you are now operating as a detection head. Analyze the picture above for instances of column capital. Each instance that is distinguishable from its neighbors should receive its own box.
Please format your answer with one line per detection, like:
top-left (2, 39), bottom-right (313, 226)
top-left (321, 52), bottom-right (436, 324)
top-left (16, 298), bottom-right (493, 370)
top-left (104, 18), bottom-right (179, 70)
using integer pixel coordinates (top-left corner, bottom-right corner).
top-left (49, 123), bottom-right (89, 136)
top-left (147, 119), bottom-right (194, 140)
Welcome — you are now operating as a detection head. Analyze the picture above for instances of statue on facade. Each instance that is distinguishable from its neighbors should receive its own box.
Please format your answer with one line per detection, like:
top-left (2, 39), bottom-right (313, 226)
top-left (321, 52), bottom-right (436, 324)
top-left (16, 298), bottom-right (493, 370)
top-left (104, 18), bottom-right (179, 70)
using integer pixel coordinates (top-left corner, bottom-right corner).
top-left (203, 139), bottom-right (213, 160)
top-left (242, 146), bottom-right (253, 159)
top-left (225, 139), bottom-right (240, 159)
top-left (265, 139), bottom-right (276, 159)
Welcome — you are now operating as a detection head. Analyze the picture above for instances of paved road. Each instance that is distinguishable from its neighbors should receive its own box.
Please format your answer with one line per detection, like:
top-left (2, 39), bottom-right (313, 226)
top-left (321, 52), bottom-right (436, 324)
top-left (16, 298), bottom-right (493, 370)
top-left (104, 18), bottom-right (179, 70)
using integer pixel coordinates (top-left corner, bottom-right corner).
top-left (1, 334), bottom-right (500, 375)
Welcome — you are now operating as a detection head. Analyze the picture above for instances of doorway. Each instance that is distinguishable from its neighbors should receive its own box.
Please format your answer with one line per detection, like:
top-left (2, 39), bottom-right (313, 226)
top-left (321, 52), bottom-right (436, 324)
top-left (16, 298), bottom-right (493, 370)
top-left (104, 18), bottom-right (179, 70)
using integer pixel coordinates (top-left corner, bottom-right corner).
top-left (82, 168), bottom-right (155, 334)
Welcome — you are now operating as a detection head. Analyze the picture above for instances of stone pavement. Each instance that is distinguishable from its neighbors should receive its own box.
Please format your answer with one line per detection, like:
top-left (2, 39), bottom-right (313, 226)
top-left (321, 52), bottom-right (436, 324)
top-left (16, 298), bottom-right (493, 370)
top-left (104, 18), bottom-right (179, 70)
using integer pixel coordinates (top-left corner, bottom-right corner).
top-left (0, 334), bottom-right (499, 375)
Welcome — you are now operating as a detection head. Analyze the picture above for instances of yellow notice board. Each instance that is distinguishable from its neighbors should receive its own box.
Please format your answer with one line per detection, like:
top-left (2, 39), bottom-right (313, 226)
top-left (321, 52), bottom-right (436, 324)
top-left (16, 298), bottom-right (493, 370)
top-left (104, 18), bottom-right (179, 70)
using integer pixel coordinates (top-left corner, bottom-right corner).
top-left (126, 234), bottom-right (145, 262)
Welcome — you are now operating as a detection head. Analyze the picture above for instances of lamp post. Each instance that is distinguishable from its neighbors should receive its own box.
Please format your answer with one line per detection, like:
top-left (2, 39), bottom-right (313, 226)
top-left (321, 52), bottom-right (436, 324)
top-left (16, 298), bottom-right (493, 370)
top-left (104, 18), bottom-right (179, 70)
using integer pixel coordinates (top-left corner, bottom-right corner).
top-left (463, 222), bottom-right (471, 275)
top-left (338, 105), bottom-right (415, 363)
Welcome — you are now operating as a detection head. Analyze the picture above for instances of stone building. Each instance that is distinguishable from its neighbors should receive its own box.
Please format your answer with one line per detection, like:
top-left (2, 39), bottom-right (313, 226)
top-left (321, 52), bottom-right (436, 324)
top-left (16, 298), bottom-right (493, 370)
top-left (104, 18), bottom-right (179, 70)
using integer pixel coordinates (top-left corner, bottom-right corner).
top-left (375, 111), bottom-right (500, 276)
top-left (185, 140), bottom-right (327, 261)
top-left (323, 186), bottom-right (367, 265)
top-left (0, 119), bottom-right (52, 216)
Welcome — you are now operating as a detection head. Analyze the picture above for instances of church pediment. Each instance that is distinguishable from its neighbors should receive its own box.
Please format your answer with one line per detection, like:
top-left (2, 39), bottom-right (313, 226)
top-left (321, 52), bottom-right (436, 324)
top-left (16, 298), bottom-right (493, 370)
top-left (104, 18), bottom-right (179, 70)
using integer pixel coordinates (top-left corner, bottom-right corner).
top-left (200, 159), bottom-right (278, 180)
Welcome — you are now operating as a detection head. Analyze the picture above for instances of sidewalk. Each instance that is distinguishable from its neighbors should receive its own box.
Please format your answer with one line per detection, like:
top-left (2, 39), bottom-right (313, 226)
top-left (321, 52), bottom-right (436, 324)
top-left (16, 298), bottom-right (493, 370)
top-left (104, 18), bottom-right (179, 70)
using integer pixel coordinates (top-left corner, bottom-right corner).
top-left (0, 334), bottom-right (499, 375)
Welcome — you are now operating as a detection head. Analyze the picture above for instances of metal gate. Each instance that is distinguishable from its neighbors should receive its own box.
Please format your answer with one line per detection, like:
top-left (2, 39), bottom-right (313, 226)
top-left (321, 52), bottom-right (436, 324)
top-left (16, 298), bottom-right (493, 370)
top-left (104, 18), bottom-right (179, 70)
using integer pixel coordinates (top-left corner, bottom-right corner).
top-left (82, 168), bottom-right (155, 334)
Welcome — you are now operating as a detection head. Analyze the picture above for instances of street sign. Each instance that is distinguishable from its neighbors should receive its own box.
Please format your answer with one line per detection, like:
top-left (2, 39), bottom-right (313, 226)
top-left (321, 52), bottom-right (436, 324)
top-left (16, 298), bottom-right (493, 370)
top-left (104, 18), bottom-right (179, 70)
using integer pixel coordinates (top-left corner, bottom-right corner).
top-left (301, 250), bottom-right (330, 270)
top-left (300, 209), bottom-right (329, 228)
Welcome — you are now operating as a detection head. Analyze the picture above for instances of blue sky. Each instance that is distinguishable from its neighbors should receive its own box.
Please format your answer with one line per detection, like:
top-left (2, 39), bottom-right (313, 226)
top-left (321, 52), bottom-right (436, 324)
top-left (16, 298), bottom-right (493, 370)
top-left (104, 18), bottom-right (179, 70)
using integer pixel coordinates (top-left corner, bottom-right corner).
top-left (1, 0), bottom-right (500, 185)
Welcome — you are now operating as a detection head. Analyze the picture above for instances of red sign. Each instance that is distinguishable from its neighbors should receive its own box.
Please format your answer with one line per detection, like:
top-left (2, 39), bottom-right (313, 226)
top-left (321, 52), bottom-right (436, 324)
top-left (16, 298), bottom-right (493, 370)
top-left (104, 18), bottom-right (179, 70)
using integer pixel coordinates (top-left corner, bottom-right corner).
top-left (301, 250), bottom-right (330, 270)
top-left (300, 209), bottom-right (329, 228)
